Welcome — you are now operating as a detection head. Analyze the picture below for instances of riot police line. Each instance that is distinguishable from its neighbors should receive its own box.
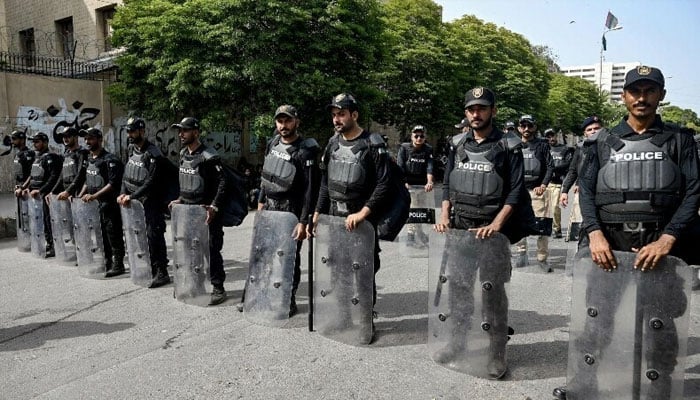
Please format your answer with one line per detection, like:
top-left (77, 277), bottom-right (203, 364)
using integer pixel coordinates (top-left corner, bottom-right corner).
top-left (7, 68), bottom-right (700, 399)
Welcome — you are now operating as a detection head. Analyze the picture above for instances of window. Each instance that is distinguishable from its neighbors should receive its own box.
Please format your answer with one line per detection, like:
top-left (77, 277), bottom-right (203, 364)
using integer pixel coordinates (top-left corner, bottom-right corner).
top-left (97, 5), bottom-right (117, 52)
top-left (56, 17), bottom-right (75, 59)
top-left (19, 28), bottom-right (35, 66)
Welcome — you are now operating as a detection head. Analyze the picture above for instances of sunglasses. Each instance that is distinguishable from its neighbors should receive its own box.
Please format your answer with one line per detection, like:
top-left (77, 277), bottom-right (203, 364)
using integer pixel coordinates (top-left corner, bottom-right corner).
top-left (520, 123), bottom-right (533, 128)
top-left (413, 134), bottom-right (425, 139)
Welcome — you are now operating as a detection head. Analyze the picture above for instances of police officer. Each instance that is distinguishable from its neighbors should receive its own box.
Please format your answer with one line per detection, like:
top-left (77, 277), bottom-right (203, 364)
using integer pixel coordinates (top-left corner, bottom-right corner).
top-left (11, 129), bottom-right (35, 196)
top-left (79, 128), bottom-right (126, 278)
top-left (514, 115), bottom-right (554, 272)
top-left (545, 128), bottom-right (574, 239)
top-left (255, 105), bottom-right (319, 316)
top-left (554, 66), bottom-right (700, 399)
top-left (397, 125), bottom-right (434, 192)
top-left (117, 117), bottom-right (172, 288)
top-left (559, 116), bottom-right (603, 233)
top-left (54, 126), bottom-right (89, 200)
top-left (397, 125), bottom-right (434, 247)
top-left (311, 93), bottom-right (392, 341)
top-left (504, 121), bottom-right (516, 134)
top-left (23, 132), bottom-right (62, 258)
top-left (170, 117), bottom-right (229, 306)
top-left (433, 87), bottom-right (530, 377)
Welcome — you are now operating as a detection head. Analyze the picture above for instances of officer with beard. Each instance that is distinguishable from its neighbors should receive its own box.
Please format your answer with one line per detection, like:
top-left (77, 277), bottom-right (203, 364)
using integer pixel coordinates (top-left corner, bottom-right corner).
top-left (311, 93), bottom-right (391, 341)
top-left (117, 117), bottom-right (171, 288)
top-left (11, 129), bottom-right (35, 195)
top-left (514, 115), bottom-right (554, 272)
top-left (545, 128), bottom-right (574, 239)
top-left (253, 105), bottom-right (319, 316)
top-left (54, 126), bottom-right (89, 200)
top-left (554, 66), bottom-right (700, 399)
top-left (433, 87), bottom-right (530, 377)
top-left (170, 117), bottom-right (229, 306)
top-left (23, 132), bottom-right (62, 258)
top-left (79, 128), bottom-right (126, 278)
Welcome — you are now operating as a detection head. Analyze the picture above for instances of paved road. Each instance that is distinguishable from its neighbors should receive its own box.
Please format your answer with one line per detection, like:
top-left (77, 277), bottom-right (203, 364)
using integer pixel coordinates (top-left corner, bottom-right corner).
top-left (1, 207), bottom-right (700, 399)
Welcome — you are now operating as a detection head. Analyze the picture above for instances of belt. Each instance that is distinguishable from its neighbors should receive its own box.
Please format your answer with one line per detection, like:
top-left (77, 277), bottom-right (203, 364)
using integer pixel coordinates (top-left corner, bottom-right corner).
top-left (607, 221), bottom-right (662, 233)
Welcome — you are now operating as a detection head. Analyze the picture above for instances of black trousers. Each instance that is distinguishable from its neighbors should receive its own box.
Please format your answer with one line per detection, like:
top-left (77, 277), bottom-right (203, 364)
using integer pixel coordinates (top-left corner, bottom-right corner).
top-left (143, 200), bottom-right (168, 268)
top-left (208, 216), bottom-right (225, 288)
top-left (99, 201), bottom-right (125, 262)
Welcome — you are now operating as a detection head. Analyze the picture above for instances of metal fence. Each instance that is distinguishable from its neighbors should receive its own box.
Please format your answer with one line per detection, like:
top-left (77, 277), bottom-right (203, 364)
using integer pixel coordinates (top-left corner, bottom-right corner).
top-left (0, 51), bottom-right (112, 81)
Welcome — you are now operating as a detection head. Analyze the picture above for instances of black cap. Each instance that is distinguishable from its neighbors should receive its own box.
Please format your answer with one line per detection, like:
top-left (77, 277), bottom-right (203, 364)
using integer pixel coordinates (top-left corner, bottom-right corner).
top-left (505, 121), bottom-right (515, 129)
top-left (581, 116), bottom-right (601, 130)
top-left (80, 128), bottom-right (103, 138)
top-left (10, 129), bottom-right (26, 139)
top-left (126, 117), bottom-right (146, 132)
top-left (519, 115), bottom-right (536, 124)
top-left (274, 105), bottom-right (298, 119)
top-left (464, 87), bottom-right (495, 108)
top-left (326, 93), bottom-right (359, 112)
top-left (30, 132), bottom-right (49, 141)
top-left (455, 118), bottom-right (469, 129)
top-left (57, 126), bottom-right (79, 137)
top-left (624, 65), bottom-right (665, 89)
top-left (171, 117), bottom-right (200, 130)
top-left (412, 125), bottom-right (426, 133)
top-left (544, 128), bottom-right (556, 137)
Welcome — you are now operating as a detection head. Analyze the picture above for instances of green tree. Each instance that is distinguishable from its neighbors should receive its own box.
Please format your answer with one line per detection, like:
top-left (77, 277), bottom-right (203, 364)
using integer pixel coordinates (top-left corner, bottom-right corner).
top-left (375, 0), bottom-right (457, 138)
top-left (541, 74), bottom-right (605, 134)
top-left (661, 105), bottom-right (700, 128)
top-left (442, 16), bottom-right (551, 127)
top-left (109, 0), bottom-right (388, 138)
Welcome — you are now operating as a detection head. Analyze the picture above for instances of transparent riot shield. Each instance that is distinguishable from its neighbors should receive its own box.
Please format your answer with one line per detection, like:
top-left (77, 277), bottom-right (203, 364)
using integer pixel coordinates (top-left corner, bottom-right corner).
top-left (428, 229), bottom-right (511, 379)
top-left (314, 214), bottom-right (375, 346)
top-left (398, 185), bottom-right (435, 258)
top-left (27, 196), bottom-right (46, 258)
top-left (566, 249), bottom-right (691, 399)
top-left (16, 196), bottom-right (31, 252)
top-left (171, 204), bottom-right (211, 306)
top-left (48, 194), bottom-right (76, 265)
top-left (244, 210), bottom-right (298, 326)
top-left (121, 200), bottom-right (152, 287)
top-left (71, 199), bottom-right (106, 279)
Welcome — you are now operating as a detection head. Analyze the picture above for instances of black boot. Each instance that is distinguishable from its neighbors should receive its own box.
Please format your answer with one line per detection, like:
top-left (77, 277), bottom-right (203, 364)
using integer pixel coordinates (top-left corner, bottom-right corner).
top-left (148, 264), bottom-right (171, 288)
top-left (552, 386), bottom-right (567, 399)
top-left (45, 241), bottom-right (56, 258)
top-left (105, 256), bottom-right (126, 278)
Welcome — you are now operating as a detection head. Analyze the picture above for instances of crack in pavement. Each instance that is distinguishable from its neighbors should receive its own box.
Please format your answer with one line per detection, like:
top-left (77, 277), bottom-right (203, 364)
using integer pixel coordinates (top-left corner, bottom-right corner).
top-left (0, 288), bottom-right (143, 345)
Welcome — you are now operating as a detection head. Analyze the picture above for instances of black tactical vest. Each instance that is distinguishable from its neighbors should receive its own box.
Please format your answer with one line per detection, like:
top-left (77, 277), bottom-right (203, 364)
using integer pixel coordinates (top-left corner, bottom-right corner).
top-left (13, 149), bottom-right (34, 184)
top-left (123, 143), bottom-right (161, 194)
top-left (29, 152), bottom-right (49, 190)
top-left (178, 153), bottom-right (207, 204)
top-left (402, 143), bottom-right (431, 177)
top-left (327, 138), bottom-right (369, 202)
top-left (261, 139), bottom-right (297, 196)
top-left (522, 145), bottom-right (541, 183)
top-left (61, 149), bottom-right (83, 186)
top-left (550, 145), bottom-right (570, 170)
top-left (449, 140), bottom-right (505, 219)
top-left (596, 133), bottom-right (681, 222)
top-left (85, 157), bottom-right (107, 193)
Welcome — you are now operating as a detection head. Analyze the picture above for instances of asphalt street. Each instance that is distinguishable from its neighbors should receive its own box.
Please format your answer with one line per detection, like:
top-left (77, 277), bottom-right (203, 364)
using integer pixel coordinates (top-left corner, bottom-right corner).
top-left (1, 200), bottom-right (700, 399)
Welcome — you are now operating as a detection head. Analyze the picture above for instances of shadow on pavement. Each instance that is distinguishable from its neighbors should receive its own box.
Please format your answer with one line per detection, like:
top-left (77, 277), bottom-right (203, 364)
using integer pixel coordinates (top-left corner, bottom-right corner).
top-left (0, 321), bottom-right (135, 351)
top-left (510, 309), bottom-right (569, 335)
top-left (507, 340), bottom-right (569, 380)
top-left (376, 290), bottom-right (429, 319)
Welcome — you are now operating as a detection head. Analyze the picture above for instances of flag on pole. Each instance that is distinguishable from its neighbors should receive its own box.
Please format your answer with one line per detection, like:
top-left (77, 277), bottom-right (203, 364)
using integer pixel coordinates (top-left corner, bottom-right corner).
top-left (602, 35), bottom-right (607, 51)
top-left (605, 11), bottom-right (618, 29)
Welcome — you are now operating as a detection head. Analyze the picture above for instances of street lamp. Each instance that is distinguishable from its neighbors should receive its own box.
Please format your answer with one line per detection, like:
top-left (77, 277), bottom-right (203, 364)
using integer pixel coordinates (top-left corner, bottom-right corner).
top-left (599, 26), bottom-right (623, 93)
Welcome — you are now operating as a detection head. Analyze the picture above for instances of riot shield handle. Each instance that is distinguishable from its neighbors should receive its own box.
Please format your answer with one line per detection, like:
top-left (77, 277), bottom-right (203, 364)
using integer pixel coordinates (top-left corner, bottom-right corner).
top-left (308, 213), bottom-right (314, 332)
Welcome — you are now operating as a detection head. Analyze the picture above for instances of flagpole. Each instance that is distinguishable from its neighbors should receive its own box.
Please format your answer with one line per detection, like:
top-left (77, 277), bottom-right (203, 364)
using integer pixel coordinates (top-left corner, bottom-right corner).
top-left (599, 26), bottom-right (623, 94)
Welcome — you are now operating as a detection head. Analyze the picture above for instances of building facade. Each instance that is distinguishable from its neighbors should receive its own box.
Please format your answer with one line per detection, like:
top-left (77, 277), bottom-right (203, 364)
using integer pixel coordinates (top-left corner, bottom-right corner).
top-left (561, 61), bottom-right (640, 102)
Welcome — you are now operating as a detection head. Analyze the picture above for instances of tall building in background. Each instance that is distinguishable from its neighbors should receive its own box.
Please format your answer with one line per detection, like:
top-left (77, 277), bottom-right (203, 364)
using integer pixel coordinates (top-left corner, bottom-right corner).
top-left (561, 61), bottom-right (640, 103)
